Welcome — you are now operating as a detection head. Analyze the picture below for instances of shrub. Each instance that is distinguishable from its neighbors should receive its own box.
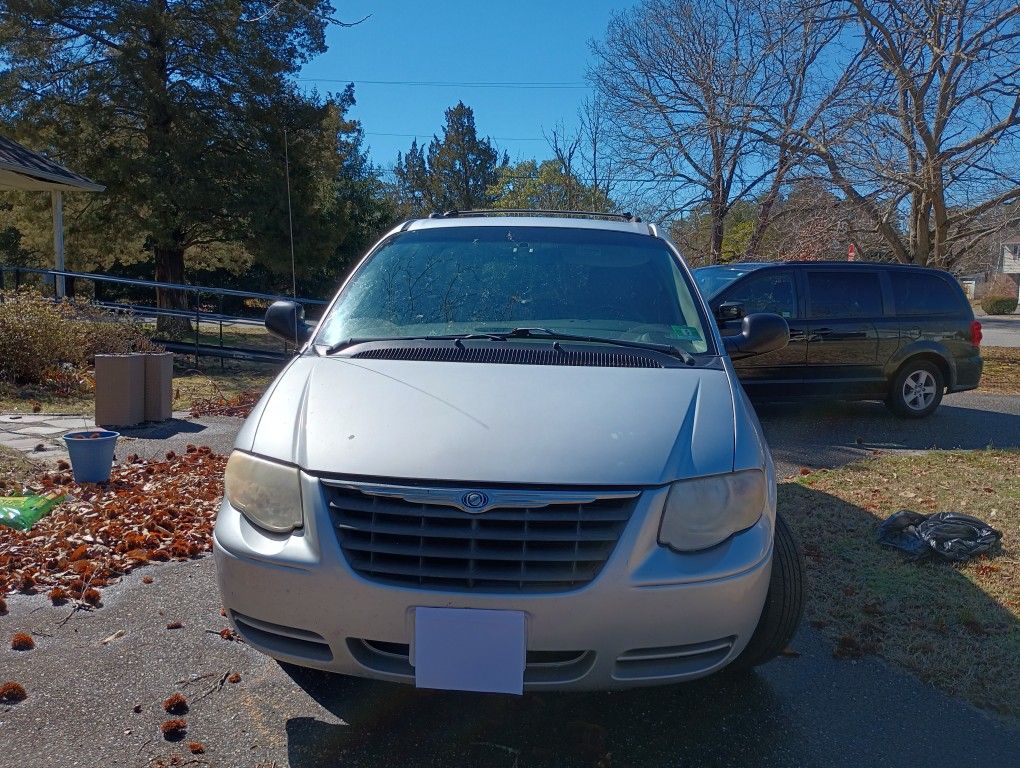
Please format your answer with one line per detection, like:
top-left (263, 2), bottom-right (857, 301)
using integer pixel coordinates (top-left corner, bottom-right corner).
top-left (0, 289), bottom-right (160, 386)
top-left (981, 295), bottom-right (1018, 315)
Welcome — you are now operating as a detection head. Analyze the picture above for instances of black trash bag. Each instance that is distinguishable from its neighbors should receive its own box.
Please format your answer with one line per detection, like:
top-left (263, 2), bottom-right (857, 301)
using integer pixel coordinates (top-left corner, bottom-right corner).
top-left (877, 510), bottom-right (1002, 562)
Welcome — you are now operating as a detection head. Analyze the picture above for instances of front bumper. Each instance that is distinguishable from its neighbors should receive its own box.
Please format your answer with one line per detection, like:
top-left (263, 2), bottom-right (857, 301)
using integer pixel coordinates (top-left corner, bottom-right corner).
top-left (213, 473), bottom-right (774, 691)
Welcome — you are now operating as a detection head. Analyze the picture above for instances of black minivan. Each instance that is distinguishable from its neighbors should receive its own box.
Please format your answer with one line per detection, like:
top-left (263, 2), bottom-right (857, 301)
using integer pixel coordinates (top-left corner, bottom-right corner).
top-left (693, 262), bottom-right (983, 418)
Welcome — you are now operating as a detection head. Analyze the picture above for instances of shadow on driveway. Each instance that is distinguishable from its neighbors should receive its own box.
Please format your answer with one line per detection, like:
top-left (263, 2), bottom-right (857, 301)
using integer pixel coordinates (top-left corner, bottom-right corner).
top-left (756, 396), bottom-right (1020, 474)
top-left (283, 671), bottom-right (790, 767)
top-left (117, 418), bottom-right (208, 439)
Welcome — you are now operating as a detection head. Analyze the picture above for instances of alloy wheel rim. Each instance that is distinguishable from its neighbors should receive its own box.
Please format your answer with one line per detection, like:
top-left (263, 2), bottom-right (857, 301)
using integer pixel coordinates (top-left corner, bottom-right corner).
top-left (902, 370), bottom-right (936, 410)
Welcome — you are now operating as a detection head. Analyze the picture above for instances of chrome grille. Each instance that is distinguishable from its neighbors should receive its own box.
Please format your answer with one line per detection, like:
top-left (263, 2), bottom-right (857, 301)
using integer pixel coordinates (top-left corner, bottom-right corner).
top-left (323, 481), bottom-right (638, 593)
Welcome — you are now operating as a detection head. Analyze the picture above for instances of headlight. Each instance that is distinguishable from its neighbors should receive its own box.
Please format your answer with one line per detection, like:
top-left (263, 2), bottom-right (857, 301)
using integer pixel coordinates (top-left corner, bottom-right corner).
top-left (224, 451), bottom-right (303, 533)
top-left (658, 469), bottom-right (766, 552)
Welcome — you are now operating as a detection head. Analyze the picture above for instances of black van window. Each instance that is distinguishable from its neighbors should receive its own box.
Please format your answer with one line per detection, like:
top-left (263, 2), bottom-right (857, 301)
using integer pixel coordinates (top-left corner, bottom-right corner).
top-left (891, 272), bottom-right (961, 315)
top-left (720, 270), bottom-right (797, 318)
top-left (807, 271), bottom-right (883, 318)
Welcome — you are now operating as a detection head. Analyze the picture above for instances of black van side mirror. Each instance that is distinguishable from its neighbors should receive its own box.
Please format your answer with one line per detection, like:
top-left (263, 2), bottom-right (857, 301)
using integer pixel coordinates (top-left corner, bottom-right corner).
top-left (265, 300), bottom-right (313, 344)
top-left (722, 313), bottom-right (789, 359)
top-left (714, 301), bottom-right (745, 323)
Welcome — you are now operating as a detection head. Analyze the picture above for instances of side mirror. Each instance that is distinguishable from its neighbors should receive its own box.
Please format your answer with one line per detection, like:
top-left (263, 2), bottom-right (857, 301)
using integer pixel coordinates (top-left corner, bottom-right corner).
top-left (265, 300), bottom-right (313, 345)
top-left (722, 313), bottom-right (789, 359)
top-left (714, 301), bottom-right (745, 323)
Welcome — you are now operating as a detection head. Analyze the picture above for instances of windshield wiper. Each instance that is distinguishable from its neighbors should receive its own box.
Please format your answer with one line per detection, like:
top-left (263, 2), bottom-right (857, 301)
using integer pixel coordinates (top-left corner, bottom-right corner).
top-left (321, 333), bottom-right (505, 356)
top-left (495, 327), bottom-right (697, 365)
top-left (322, 328), bottom-right (697, 365)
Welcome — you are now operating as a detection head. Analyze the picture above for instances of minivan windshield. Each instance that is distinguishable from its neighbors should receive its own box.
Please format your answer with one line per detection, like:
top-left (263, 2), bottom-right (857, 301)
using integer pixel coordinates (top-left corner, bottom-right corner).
top-left (314, 226), bottom-right (711, 354)
top-left (692, 264), bottom-right (766, 299)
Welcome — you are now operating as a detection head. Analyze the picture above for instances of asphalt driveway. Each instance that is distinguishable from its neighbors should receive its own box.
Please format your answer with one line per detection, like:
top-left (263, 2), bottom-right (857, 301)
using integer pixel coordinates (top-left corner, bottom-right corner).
top-left (758, 391), bottom-right (1020, 477)
top-left (979, 313), bottom-right (1020, 347)
top-left (2, 390), bottom-right (1018, 767)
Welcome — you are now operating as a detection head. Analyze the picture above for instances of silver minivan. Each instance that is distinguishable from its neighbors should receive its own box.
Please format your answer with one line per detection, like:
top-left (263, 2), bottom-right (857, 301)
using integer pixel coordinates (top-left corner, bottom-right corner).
top-left (214, 211), bottom-right (802, 694)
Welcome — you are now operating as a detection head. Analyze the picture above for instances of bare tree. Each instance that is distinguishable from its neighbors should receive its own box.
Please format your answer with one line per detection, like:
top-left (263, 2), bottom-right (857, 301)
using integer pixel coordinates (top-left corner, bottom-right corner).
top-left (542, 97), bottom-right (619, 212)
top-left (591, 0), bottom-right (838, 262)
top-left (780, 0), bottom-right (1020, 269)
top-left (578, 97), bottom-right (620, 210)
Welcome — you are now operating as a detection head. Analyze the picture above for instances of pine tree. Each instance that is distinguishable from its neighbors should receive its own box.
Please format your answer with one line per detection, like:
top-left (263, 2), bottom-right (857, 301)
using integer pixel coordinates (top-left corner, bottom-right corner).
top-left (394, 102), bottom-right (507, 215)
top-left (0, 1), bottom-right (348, 330)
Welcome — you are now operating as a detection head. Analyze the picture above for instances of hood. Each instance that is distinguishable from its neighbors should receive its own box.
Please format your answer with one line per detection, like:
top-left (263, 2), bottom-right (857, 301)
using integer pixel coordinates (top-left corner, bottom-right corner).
top-left (241, 356), bottom-right (736, 486)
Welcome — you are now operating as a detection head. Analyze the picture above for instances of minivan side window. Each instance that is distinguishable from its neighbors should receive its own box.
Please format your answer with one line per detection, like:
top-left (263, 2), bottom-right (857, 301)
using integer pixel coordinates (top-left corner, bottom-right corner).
top-left (807, 271), bottom-right (883, 318)
top-left (891, 272), bottom-right (961, 315)
top-left (720, 270), bottom-right (797, 318)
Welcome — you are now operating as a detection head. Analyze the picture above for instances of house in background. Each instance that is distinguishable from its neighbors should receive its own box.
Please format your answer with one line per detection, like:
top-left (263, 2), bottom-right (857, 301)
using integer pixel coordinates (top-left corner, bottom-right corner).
top-left (1000, 239), bottom-right (1020, 280)
top-left (959, 237), bottom-right (1020, 300)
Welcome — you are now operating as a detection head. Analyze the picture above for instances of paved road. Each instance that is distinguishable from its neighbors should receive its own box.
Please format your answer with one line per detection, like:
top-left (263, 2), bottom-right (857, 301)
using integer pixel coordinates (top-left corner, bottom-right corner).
top-left (2, 392), bottom-right (1018, 767)
top-left (3, 556), bottom-right (1017, 768)
top-left (979, 313), bottom-right (1020, 347)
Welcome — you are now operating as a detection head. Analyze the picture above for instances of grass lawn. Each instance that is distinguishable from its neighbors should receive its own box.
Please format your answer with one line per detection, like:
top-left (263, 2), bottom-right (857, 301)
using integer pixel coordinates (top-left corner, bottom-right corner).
top-left (0, 360), bottom-right (279, 416)
top-left (782, 450), bottom-right (1019, 718)
top-left (141, 318), bottom-right (293, 355)
top-left (979, 346), bottom-right (1020, 394)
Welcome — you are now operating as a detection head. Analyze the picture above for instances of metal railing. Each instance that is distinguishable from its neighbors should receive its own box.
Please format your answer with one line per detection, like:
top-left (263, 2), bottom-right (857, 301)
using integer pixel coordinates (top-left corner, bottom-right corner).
top-left (0, 266), bottom-right (329, 365)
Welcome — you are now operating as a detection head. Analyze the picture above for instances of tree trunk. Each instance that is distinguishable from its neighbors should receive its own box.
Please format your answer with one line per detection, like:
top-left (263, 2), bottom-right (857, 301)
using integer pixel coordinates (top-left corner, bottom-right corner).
top-left (154, 245), bottom-right (192, 337)
top-left (710, 197), bottom-right (726, 265)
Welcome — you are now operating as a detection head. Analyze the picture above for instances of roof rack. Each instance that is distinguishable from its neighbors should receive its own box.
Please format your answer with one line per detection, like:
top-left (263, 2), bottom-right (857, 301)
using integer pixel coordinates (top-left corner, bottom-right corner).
top-left (428, 208), bottom-right (642, 223)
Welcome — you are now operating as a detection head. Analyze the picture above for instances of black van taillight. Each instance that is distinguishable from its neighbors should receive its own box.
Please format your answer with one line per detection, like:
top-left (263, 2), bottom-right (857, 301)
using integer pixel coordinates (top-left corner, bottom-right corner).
top-left (970, 320), bottom-right (982, 347)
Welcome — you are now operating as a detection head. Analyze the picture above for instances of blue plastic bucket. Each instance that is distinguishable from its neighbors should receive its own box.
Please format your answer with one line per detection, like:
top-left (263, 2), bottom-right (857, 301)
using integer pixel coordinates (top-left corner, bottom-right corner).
top-left (63, 430), bottom-right (120, 483)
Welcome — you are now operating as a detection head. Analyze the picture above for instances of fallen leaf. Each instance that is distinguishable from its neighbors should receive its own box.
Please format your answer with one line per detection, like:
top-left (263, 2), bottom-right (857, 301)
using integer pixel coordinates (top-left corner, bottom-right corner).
top-left (100, 629), bottom-right (126, 645)
top-left (0, 681), bottom-right (27, 703)
top-left (160, 718), bottom-right (187, 741)
top-left (163, 692), bottom-right (189, 715)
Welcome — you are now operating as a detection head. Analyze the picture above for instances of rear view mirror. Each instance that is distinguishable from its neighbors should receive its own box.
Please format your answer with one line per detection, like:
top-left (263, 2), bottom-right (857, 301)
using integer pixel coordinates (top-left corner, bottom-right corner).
top-left (265, 300), bottom-right (313, 345)
top-left (714, 301), bottom-right (745, 323)
top-left (722, 313), bottom-right (789, 359)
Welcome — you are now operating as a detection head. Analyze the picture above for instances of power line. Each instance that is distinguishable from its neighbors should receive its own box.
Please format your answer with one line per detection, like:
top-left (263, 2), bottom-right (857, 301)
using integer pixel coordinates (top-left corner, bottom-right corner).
top-left (366, 131), bottom-right (545, 142)
top-left (299, 77), bottom-right (590, 90)
top-left (373, 166), bottom-right (688, 185)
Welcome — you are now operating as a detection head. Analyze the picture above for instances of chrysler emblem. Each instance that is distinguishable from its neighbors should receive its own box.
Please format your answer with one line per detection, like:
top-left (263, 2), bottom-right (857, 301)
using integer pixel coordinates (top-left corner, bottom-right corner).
top-left (462, 491), bottom-right (489, 511)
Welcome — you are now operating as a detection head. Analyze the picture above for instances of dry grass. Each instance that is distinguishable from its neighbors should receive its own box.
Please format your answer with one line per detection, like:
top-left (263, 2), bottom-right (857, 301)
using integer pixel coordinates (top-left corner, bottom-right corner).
top-left (979, 346), bottom-right (1020, 394)
top-left (169, 361), bottom-right (277, 412)
top-left (0, 361), bottom-right (278, 416)
top-left (0, 445), bottom-right (40, 495)
top-left (141, 319), bottom-right (291, 354)
top-left (782, 450), bottom-right (1019, 718)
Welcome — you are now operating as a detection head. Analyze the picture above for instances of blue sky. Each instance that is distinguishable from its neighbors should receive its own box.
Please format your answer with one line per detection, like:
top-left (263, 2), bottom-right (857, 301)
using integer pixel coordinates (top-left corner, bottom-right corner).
top-left (298, 1), bottom-right (625, 170)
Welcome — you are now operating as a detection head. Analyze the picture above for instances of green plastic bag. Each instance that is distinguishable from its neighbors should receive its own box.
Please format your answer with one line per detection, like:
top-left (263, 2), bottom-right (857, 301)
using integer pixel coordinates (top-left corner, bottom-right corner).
top-left (0, 494), bottom-right (63, 531)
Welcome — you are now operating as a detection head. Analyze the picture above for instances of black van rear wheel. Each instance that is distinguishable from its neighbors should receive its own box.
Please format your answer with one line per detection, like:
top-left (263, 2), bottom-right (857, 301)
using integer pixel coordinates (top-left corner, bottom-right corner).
top-left (887, 359), bottom-right (944, 418)
top-left (727, 513), bottom-right (805, 672)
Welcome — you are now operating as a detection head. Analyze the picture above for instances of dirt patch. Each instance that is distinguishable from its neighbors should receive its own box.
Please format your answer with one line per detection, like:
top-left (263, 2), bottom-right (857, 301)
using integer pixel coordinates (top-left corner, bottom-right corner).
top-left (782, 450), bottom-right (1019, 718)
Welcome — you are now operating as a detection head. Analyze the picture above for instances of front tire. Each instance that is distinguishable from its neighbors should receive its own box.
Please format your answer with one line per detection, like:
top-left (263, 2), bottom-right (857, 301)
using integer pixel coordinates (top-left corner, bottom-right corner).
top-left (886, 360), bottom-right (944, 418)
top-left (727, 513), bottom-right (805, 672)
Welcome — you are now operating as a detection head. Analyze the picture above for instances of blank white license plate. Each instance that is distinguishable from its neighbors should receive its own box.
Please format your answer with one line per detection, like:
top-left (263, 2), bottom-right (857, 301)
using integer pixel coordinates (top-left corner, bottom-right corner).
top-left (413, 608), bottom-right (526, 695)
